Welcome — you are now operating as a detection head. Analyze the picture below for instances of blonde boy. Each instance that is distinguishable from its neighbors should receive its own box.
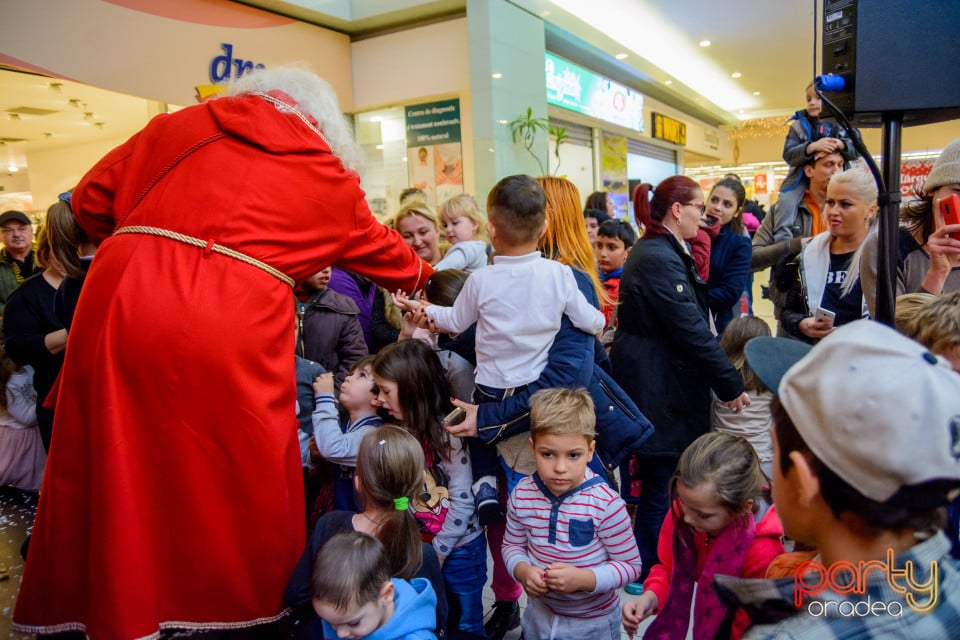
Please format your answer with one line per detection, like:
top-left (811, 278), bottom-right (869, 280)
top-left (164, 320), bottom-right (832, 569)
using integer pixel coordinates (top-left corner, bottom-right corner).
top-left (501, 388), bottom-right (641, 640)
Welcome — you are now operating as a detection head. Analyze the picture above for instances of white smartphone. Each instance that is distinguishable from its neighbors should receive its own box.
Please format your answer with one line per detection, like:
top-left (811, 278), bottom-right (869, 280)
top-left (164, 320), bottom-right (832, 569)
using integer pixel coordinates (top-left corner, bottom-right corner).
top-left (814, 307), bottom-right (836, 326)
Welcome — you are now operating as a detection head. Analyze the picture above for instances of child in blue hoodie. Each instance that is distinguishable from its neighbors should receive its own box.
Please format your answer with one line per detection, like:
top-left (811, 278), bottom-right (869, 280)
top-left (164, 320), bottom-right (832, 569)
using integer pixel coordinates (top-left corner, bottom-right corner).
top-left (312, 531), bottom-right (438, 640)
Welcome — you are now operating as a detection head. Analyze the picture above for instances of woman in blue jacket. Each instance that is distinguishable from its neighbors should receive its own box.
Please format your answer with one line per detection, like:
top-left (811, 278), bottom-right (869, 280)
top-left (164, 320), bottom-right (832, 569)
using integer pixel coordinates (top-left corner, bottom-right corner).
top-left (706, 178), bottom-right (752, 333)
top-left (610, 176), bottom-right (748, 581)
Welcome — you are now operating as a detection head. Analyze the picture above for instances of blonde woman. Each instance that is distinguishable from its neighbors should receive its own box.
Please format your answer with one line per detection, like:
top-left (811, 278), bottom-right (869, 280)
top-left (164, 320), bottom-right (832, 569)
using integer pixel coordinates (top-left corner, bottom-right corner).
top-left (781, 169), bottom-right (878, 342)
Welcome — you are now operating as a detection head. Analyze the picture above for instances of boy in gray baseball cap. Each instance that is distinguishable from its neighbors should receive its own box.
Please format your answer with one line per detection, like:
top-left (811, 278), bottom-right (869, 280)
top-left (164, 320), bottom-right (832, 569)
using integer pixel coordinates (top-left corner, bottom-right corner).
top-left (713, 319), bottom-right (960, 639)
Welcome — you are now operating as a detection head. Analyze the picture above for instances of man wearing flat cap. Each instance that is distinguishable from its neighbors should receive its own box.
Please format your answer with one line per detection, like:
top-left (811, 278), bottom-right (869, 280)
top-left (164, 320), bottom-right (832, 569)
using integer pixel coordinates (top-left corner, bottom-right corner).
top-left (0, 210), bottom-right (38, 318)
top-left (712, 320), bottom-right (960, 638)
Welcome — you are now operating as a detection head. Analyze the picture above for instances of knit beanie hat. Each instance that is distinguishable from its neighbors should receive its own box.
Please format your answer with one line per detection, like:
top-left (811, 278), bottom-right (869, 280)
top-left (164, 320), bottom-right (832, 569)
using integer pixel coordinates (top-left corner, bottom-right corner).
top-left (925, 137), bottom-right (960, 194)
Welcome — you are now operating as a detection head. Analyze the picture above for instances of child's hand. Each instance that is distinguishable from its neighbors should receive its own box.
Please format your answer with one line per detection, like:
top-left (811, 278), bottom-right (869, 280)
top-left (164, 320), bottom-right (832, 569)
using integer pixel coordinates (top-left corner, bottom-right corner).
top-left (514, 563), bottom-right (549, 598)
top-left (622, 591), bottom-right (659, 638)
top-left (543, 562), bottom-right (595, 594)
top-left (391, 290), bottom-right (427, 313)
top-left (312, 373), bottom-right (335, 396)
top-left (443, 398), bottom-right (479, 438)
top-left (807, 137), bottom-right (843, 156)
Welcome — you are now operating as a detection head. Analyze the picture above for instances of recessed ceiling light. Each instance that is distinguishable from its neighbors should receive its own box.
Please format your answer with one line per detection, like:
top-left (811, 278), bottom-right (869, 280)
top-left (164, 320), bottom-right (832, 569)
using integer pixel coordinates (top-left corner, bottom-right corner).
top-left (497, 119), bottom-right (508, 124)
top-left (539, 10), bottom-right (551, 17)
top-left (375, 144), bottom-right (384, 150)
top-left (491, 73), bottom-right (502, 79)
top-left (664, 80), bottom-right (673, 85)
top-left (731, 72), bottom-right (742, 79)
top-left (753, 91), bottom-right (761, 95)
top-left (615, 53), bottom-right (628, 60)
top-left (699, 40), bottom-right (711, 47)
top-left (7, 165), bottom-right (18, 173)
top-left (370, 116), bottom-right (382, 122)
top-left (739, 109), bottom-right (745, 114)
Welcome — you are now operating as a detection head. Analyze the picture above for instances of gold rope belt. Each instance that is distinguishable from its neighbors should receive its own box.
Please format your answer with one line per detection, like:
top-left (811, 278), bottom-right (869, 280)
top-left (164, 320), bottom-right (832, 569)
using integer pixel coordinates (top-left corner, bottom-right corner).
top-left (113, 225), bottom-right (294, 288)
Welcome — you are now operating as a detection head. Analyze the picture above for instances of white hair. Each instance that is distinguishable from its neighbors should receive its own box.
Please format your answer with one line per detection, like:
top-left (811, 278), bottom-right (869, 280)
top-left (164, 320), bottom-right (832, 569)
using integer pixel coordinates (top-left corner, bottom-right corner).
top-left (228, 65), bottom-right (363, 174)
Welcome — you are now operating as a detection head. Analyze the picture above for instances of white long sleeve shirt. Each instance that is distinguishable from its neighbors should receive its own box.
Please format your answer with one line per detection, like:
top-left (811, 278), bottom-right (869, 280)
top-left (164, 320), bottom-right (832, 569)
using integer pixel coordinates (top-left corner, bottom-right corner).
top-left (425, 252), bottom-right (605, 388)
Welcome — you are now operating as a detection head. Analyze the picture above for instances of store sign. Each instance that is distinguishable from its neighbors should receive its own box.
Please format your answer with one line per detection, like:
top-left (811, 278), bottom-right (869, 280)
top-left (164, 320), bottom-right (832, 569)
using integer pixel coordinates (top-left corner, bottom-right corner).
top-left (405, 99), bottom-right (462, 145)
top-left (404, 99), bottom-right (463, 208)
top-left (651, 112), bottom-right (687, 146)
top-left (545, 53), bottom-right (644, 132)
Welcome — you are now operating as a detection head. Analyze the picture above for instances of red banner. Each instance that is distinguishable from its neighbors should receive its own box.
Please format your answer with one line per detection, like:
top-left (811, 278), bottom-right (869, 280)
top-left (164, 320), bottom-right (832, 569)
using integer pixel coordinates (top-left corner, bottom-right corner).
top-left (753, 174), bottom-right (768, 195)
top-left (901, 160), bottom-right (935, 198)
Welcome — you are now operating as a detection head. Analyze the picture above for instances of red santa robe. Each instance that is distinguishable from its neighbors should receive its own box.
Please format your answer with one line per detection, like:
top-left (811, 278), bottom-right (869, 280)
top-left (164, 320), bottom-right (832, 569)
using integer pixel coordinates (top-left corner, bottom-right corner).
top-left (13, 92), bottom-right (432, 639)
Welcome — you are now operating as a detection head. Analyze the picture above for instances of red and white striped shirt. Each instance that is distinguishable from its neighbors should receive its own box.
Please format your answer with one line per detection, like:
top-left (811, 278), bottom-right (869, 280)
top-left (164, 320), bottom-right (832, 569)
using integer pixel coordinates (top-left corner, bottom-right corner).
top-left (502, 469), bottom-right (641, 618)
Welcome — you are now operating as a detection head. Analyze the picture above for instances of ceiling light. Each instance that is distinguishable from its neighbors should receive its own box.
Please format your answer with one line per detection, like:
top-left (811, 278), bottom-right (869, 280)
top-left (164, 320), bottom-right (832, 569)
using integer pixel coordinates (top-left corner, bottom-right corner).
top-left (753, 91), bottom-right (761, 95)
top-left (491, 73), bottom-right (502, 79)
top-left (43, 132), bottom-right (54, 138)
top-left (49, 82), bottom-right (63, 91)
top-left (615, 53), bottom-right (628, 60)
top-left (370, 116), bottom-right (382, 122)
top-left (664, 80), bottom-right (673, 85)
top-left (375, 144), bottom-right (384, 150)
top-left (7, 165), bottom-right (18, 173)
top-left (731, 72), bottom-right (742, 79)
top-left (497, 119), bottom-right (508, 124)
top-left (699, 40), bottom-right (711, 47)
top-left (539, 10), bottom-right (550, 17)
top-left (95, 122), bottom-right (105, 129)
top-left (8, 113), bottom-right (20, 121)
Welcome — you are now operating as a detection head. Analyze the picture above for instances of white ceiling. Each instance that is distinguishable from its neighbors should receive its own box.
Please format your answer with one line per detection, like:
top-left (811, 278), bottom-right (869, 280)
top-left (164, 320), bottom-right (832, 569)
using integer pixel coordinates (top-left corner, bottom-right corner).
top-left (0, 0), bottom-right (816, 195)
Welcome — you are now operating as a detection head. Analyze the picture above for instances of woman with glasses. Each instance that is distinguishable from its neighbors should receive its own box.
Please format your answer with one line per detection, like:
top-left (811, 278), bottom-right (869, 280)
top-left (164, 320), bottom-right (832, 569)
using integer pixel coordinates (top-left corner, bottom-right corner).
top-left (609, 175), bottom-right (749, 583)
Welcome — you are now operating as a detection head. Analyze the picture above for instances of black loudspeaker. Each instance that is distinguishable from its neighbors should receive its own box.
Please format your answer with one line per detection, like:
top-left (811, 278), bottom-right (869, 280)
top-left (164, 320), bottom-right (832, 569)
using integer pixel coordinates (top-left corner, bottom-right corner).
top-left (821, 0), bottom-right (960, 126)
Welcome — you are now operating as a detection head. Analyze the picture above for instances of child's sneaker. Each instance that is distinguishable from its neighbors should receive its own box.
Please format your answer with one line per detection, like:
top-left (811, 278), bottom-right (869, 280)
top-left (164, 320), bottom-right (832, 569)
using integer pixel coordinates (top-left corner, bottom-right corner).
top-left (472, 476), bottom-right (503, 526)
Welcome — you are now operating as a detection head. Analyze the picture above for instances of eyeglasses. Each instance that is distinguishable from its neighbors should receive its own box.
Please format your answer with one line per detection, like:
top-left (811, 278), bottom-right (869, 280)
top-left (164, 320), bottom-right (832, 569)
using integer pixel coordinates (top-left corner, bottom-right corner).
top-left (686, 202), bottom-right (706, 216)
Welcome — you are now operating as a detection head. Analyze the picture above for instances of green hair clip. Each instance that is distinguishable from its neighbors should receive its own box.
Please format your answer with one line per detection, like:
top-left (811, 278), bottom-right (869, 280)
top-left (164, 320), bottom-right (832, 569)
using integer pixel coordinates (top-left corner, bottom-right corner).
top-left (393, 496), bottom-right (409, 511)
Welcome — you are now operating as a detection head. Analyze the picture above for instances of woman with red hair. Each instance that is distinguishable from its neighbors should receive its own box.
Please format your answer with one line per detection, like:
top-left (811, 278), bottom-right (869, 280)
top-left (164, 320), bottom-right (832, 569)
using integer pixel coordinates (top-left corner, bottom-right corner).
top-left (610, 176), bottom-right (749, 582)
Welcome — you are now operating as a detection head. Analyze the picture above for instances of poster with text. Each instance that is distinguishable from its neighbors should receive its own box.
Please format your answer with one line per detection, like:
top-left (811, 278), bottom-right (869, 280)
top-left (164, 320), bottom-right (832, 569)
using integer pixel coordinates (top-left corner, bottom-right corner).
top-left (601, 133), bottom-right (628, 220)
top-left (406, 99), bottom-right (463, 208)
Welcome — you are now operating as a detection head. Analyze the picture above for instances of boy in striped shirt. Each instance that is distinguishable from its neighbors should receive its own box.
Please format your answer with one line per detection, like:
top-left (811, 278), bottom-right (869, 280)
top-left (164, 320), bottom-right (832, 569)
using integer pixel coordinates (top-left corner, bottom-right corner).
top-left (502, 388), bottom-right (641, 639)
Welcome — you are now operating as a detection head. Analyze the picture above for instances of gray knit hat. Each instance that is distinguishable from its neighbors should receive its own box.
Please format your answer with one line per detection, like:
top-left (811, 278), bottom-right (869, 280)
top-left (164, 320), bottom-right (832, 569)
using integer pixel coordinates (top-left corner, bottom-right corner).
top-left (925, 137), bottom-right (960, 194)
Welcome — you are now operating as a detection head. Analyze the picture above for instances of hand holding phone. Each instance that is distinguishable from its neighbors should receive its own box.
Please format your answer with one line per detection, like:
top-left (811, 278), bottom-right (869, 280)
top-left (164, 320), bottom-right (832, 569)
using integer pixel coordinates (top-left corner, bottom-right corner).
top-left (443, 407), bottom-right (465, 426)
top-left (814, 307), bottom-right (836, 327)
top-left (939, 193), bottom-right (960, 241)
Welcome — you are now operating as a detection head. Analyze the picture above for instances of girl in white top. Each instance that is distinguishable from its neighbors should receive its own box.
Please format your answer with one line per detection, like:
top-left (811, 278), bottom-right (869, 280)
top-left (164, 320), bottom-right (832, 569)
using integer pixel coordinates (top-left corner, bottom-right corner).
top-left (0, 346), bottom-right (46, 491)
top-left (433, 194), bottom-right (489, 273)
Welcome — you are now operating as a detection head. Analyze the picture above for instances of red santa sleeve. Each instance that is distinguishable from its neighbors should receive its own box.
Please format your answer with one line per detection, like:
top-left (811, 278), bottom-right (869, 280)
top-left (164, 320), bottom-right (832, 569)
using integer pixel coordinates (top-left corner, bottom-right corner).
top-left (71, 132), bottom-right (144, 245)
top-left (334, 195), bottom-right (434, 295)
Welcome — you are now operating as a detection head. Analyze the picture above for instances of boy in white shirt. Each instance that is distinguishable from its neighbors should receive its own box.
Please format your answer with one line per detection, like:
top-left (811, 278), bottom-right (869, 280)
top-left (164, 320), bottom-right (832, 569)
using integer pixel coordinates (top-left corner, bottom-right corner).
top-left (395, 174), bottom-right (605, 524)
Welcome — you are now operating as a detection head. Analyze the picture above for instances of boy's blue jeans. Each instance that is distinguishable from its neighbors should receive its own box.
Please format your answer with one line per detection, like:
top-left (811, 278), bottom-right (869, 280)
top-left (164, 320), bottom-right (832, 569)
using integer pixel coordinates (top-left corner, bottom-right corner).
top-left (442, 532), bottom-right (488, 638)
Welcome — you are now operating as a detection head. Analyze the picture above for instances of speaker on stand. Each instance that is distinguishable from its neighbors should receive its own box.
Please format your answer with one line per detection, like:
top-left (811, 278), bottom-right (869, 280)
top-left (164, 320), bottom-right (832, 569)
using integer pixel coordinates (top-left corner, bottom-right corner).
top-left (819, 0), bottom-right (960, 325)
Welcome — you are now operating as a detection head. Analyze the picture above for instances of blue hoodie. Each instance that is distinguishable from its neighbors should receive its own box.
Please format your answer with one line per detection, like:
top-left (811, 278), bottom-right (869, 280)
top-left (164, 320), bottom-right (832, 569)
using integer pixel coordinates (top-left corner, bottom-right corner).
top-left (317, 578), bottom-right (438, 640)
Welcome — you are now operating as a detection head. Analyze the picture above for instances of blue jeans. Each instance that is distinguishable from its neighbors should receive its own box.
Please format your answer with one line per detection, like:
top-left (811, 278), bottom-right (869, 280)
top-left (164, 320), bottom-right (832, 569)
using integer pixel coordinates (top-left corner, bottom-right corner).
top-left (632, 455), bottom-right (679, 582)
top-left (442, 532), bottom-right (488, 638)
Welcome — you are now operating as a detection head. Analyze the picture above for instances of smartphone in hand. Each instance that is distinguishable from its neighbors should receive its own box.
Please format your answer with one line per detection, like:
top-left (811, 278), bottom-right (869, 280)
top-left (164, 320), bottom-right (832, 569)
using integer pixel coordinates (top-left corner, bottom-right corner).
top-left (814, 307), bottom-right (836, 327)
top-left (443, 407), bottom-right (465, 426)
top-left (939, 193), bottom-right (960, 241)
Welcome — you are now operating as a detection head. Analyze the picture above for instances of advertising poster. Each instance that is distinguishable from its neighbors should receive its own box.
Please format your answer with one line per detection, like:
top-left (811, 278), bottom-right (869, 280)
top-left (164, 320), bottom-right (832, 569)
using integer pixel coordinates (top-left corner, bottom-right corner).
top-left (601, 133), bottom-right (629, 220)
top-left (545, 53), bottom-right (644, 133)
top-left (405, 98), bottom-right (463, 207)
top-left (901, 159), bottom-right (935, 201)
top-left (754, 174), bottom-right (768, 195)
